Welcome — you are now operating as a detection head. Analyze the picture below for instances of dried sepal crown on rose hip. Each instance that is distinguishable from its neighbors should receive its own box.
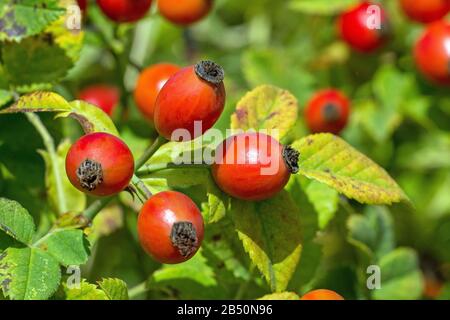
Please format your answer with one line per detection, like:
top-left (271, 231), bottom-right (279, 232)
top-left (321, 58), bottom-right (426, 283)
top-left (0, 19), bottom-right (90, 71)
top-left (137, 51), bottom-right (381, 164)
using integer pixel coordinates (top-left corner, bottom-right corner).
top-left (212, 132), bottom-right (300, 201)
top-left (65, 132), bottom-right (134, 197)
top-left (154, 60), bottom-right (226, 141)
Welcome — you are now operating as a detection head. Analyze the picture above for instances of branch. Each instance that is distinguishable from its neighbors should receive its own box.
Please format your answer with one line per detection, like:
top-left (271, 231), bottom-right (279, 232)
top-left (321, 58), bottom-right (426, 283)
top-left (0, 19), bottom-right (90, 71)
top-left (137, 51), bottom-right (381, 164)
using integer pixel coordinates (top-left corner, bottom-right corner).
top-left (26, 113), bottom-right (67, 214)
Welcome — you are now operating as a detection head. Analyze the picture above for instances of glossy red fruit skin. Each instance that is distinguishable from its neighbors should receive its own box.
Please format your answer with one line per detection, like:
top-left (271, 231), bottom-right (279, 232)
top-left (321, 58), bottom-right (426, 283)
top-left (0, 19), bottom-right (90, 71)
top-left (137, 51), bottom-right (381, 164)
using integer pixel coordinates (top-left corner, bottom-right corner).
top-left (400, 0), bottom-right (450, 24)
top-left (300, 289), bottom-right (345, 300)
top-left (138, 191), bottom-right (204, 264)
top-left (212, 133), bottom-right (291, 201)
top-left (65, 132), bottom-right (134, 197)
top-left (338, 1), bottom-right (390, 52)
top-left (157, 0), bottom-right (212, 25)
top-left (154, 64), bottom-right (226, 141)
top-left (305, 89), bottom-right (351, 135)
top-left (96, 0), bottom-right (152, 23)
top-left (78, 85), bottom-right (120, 116)
top-left (134, 63), bottom-right (180, 121)
top-left (414, 21), bottom-right (450, 85)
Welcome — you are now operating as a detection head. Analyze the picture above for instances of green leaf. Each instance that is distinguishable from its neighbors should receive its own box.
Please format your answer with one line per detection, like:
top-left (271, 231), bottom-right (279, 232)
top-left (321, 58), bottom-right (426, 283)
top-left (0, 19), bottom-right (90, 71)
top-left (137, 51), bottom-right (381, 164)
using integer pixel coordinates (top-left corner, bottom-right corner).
top-left (231, 192), bottom-right (302, 292)
top-left (62, 279), bottom-right (108, 300)
top-left (289, 0), bottom-right (358, 15)
top-left (1, 36), bottom-right (73, 88)
top-left (62, 100), bottom-right (119, 135)
top-left (0, 92), bottom-right (119, 135)
top-left (372, 248), bottom-right (424, 300)
top-left (347, 206), bottom-right (395, 260)
top-left (0, 247), bottom-right (61, 300)
top-left (38, 139), bottom-right (86, 214)
top-left (0, 4), bottom-right (83, 89)
top-left (231, 85), bottom-right (298, 140)
top-left (258, 292), bottom-right (300, 300)
top-left (38, 229), bottom-right (90, 266)
top-left (152, 250), bottom-right (217, 287)
top-left (0, 89), bottom-right (13, 108)
top-left (0, 198), bottom-right (36, 245)
top-left (292, 133), bottom-right (409, 205)
top-left (0, 0), bottom-right (65, 41)
top-left (97, 278), bottom-right (129, 300)
top-left (300, 178), bottom-right (339, 229)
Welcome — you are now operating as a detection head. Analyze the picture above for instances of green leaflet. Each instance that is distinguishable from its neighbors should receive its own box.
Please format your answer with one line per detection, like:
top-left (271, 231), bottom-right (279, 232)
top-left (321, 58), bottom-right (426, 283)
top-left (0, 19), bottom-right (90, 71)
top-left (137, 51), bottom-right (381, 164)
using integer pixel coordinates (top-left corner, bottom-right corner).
top-left (231, 192), bottom-right (302, 292)
top-left (372, 248), bottom-right (424, 300)
top-left (0, 0), bottom-right (65, 41)
top-left (152, 250), bottom-right (217, 287)
top-left (37, 229), bottom-right (90, 266)
top-left (0, 198), bottom-right (36, 245)
top-left (0, 247), bottom-right (61, 300)
top-left (97, 278), bottom-right (129, 300)
top-left (0, 92), bottom-right (119, 136)
top-left (347, 206), bottom-right (395, 260)
top-left (292, 133), bottom-right (409, 205)
top-left (231, 85), bottom-right (298, 140)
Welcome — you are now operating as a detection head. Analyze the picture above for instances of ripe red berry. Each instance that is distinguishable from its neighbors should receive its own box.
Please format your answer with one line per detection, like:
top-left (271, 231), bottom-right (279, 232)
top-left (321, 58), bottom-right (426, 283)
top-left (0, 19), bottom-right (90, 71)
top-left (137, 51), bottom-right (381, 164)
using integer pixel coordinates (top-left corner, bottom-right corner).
top-left (300, 289), bottom-right (345, 300)
top-left (96, 0), bottom-right (153, 23)
top-left (138, 191), bottom-right (204, 264)
top-left (78, 85), bottom-right (120, 116)
top-left (400, 0), bottom-right (450, 24)
top-left (133, 63), bottom-right (180, 121)
top-left (338, 1), bottom-right (390, 52)
top-left (414, 21), bottom-right (450, 85)
top-left (157, 0), bottom-right (212, 25)
top-left (65, 132), bottom-right (134, 197)
top-left (211, 132), bottom-right (299, 201)
top-left (154, 60), bottom-right (226, 141)
top-left (305, 89), bottom-right (351, 135)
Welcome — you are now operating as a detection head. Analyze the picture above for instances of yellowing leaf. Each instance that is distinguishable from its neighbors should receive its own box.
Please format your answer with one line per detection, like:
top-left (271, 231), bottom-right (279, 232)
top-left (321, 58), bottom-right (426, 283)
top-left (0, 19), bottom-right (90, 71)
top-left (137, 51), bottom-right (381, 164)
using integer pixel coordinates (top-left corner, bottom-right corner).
top-left (0, 92), bottom-right (119, 136)
top-left (231, 85), bottom-right (298, 140)
top-left (231, 192), bottom-right (302, 292)
top-left (258, 292), bottom-right (300, 300)
top-left (292, 134), bottom-right (409, 205)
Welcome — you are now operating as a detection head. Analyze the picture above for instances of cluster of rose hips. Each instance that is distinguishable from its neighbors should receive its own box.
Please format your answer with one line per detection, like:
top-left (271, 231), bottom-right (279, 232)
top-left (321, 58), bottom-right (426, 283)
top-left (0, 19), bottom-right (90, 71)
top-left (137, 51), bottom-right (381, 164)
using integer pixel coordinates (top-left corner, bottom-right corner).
top-left (338, 0), bottom-right (450, 85)
top-left (78, 0), bottom-right (212, 25)
top-left (66, 60), bottom-right (300, 264)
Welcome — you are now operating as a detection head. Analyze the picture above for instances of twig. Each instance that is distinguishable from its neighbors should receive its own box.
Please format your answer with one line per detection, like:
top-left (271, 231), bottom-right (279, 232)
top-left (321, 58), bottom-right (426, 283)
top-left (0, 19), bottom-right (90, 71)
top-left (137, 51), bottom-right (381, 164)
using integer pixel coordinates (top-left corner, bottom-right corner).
top-left (26, 113), bottom-right (67, 214)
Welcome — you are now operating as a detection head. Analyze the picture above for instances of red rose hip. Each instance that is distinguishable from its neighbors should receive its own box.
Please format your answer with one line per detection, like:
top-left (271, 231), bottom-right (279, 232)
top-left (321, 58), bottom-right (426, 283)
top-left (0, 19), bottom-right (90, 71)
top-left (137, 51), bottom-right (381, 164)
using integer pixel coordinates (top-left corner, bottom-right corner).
top-left (78, 84), bottom-right (120, 116)
top-left (338, 1), bottom-right (390, 52)
top-left (133, 63), bottom-right (180, 121)
top-left (96, 0), bottom-right (153, 23)
top-left (414, 21), bottom-right (450, 85)
top-left (154, 60), bottom-right (226, 141)
top-left (212, 132), bottom-right (299, 201)
top-left (65, 132), bottom-right (134, 197)
top-left (138, 191), bottom-right (204, 264)
top-left (157, 0), bottom-right (212, 25)
top-left (305, 89), bottom-right (351, 135)
top-left (400, 0), bottom-right (450, 24)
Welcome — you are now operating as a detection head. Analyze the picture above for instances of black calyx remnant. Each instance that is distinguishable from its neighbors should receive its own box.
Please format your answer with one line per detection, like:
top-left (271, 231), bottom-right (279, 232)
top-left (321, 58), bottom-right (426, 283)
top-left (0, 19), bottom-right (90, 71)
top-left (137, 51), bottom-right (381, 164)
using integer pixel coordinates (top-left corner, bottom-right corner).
top-left (194, 60), bottom-right (225, 85)
top-left (170, 221), bottom-right (198, 257)
top-left (322, 103), bottom-right (341, 122)
top-left (282, 145), bottom-right (300, 174)
top-left (76, 159), bottom-right (104, 191)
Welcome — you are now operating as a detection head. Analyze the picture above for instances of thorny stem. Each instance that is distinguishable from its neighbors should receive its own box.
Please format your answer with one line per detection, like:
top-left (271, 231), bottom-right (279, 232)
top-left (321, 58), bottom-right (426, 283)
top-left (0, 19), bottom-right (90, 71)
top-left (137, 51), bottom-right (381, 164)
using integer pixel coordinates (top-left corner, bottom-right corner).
top-left (26, 113), bottom-right (68, 214)
top-left (137, 162), bottom-right (210, 177)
